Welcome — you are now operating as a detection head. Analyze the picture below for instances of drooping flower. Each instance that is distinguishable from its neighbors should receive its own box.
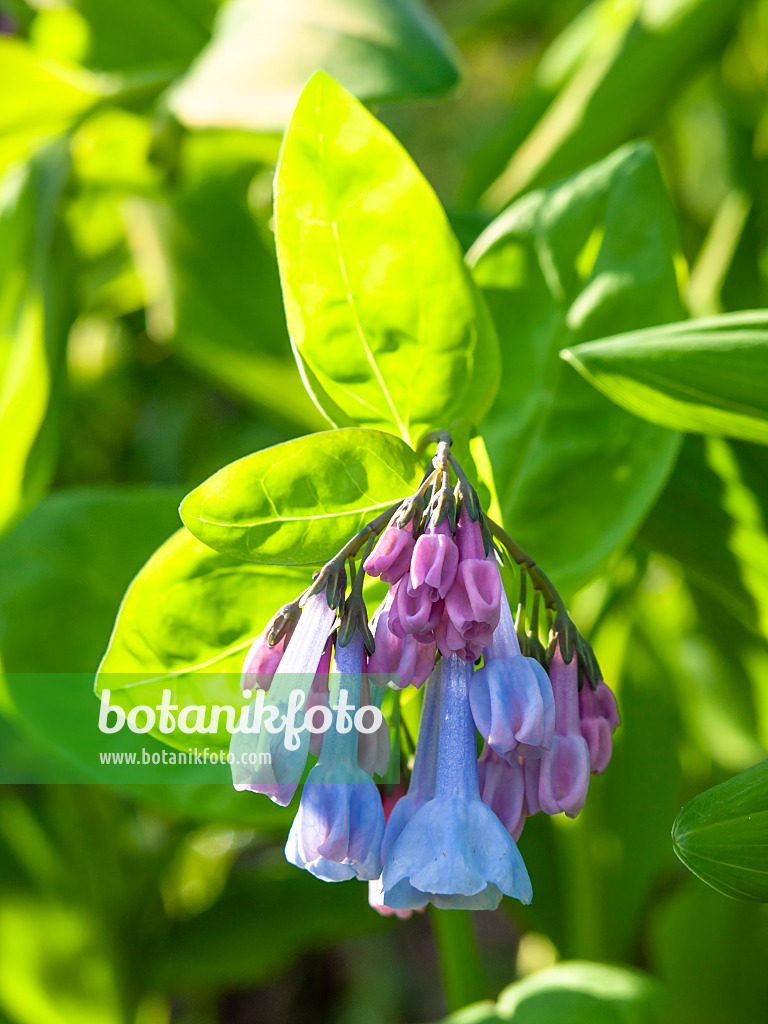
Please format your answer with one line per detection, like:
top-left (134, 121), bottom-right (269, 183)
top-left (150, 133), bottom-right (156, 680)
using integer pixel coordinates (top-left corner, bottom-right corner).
top-left (536, 644), bottom-right (590, 818)
top-left (230, 591), bottom-right (337, 804)
top-left (579, 676), bottom-right (620, 774)
top-left (363, 523), bottom-right (415, 584)
top-left (382, 654), bottom-right (532, 910)
top-left (439, 509), bottom-right (502, 661)
top-left (389, 579), bottom-right (443, 640)
top-left (369, 785), bottom-right (425, 920)
top-left (408, 518), bottom-right (459, 600)
top-left (477, 744), bottom-right (527, 841)
top-left (366, 599), bottom-right (436, 688)
top-left (470, 591), bottom-right (554, 761)
top-left (286, 633), bottom-right (385, 881)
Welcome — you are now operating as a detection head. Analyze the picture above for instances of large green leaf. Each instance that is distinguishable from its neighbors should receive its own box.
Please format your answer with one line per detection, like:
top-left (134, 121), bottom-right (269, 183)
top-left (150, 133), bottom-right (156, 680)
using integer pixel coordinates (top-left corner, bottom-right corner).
top-left (435, 962), bottom-right (663, 1024)
top-left (0, 141), bottom-right (73, 536)
top-left (467, 142), bottom-right (683, 593)
top-left (275, 73), bottom-right (499, 446)
top-left (180, 427), bottom-right (423, 564)
top-left (673, 759), bottom-right (768, 902)
top-left (170, 0), bottom-right (460, 131)
top-left (562, 312), bottom-right (768, 445)
top-left (97, 525), bottom-right (309, 748)
top-left (126, 177), bottom-right (324, 431)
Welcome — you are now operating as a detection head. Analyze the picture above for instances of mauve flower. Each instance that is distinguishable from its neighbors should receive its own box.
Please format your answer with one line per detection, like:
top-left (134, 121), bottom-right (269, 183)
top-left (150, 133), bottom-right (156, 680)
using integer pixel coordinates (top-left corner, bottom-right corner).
top-left (363, 523), bottom-right (415, 584)
top-left (595, 679), bottom-right (621, 730)
top-left (241, 629), bottom-right (288, 692)
top-left (408, 519), bottom-right (459, 600)
top-left (382, 655), bottom-right (532, 910)
top-left (536, 645), bottom-right (590, 818)
top-left (579, 677), bottom-right (620, 774)
top-left (477, 745), bottom-right (527, 841)
top-left (439, 509), bottom-right (501, 659)
top-left (230, 591), bottom-right (337, 805)
top-left (389, 579), bottom-right (443, 640)
top-left (470, 592), bottom-right (554, 760)
top-left (286, 634), bottom-right (385, 881)
top-left (367, 601), bottom-right (435, 688)
top-left (369, 785), bottom-right (425, 920)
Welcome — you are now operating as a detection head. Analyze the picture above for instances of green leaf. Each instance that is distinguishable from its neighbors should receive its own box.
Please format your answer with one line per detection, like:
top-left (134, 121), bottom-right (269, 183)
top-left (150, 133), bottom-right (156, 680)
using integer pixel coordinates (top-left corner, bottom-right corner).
top-left (97, 524), bottom-right (310, 748)
top-left (170, 0), bottom-right (460, 132)
top-left (180, 426), bottom-right (423, 564)
top-left (275, 73), bottom-right (499, 446)
top-left (72, 0), bottom-right (215, 72)
top-left (479, 0), bottom-right (745, 208)
top-left (125, 177), bottom-right (325, 431)
top-left (436, 962), bottom-right (663, 1024)
top-left (467, 142), bottom-right (683, 593)
top-left (0, 141), bottom-right (73, 536)
top-left (562, 312), bottom-right (768, 445)
top-left (673, 758), bottom-right (768, 902)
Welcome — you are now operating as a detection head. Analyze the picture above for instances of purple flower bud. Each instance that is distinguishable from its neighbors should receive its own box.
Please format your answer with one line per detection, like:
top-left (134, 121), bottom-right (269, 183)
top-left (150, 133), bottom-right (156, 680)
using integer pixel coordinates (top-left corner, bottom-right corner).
top-left (363, 523), bottom-right (415, 584)
top-left (367, 602), bottom-right (436, 687)
top-left (240, 628), bottom-right (287, 692)
top-left (407, 519), bottom-right (459, 600)
top-left (389, 579), bottom-right (443, 639)
top-left (435, 612), bottom-right (490, 662)
top-left (595, 679), bottom-right (621, 731)
top-left (455, 507), bottom-right (485, 561)
top-left (579, 677), bottom-right (619, 775)
top-left (478, 745), bottom-right (526, 841)
top-left (537, 646), bottom-right (590, 818)
top-left (440, 510), bottom-right (502, 658)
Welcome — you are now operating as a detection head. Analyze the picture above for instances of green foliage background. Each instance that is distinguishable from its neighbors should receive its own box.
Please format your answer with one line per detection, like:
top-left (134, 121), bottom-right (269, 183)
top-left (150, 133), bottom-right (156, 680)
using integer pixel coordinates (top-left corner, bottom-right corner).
top-left (1, 0), bottom-right (768, 1022)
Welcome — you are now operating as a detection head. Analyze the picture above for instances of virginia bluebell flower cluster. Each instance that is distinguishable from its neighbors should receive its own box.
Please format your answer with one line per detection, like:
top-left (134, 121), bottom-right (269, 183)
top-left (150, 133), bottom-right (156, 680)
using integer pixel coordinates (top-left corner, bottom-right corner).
top-left (233, 434), bottom-right (619, 914)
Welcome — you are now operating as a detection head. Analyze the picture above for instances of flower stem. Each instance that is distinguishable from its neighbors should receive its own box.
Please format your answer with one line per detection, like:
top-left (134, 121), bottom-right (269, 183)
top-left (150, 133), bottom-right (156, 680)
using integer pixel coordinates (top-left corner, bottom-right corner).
top-left (430, 908), bottom-right (487, 1012)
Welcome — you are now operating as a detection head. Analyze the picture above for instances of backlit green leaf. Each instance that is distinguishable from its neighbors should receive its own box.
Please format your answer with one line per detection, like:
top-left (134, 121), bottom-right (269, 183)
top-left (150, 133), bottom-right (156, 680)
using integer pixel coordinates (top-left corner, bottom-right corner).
top-left (562, 312), bottom-right (768, 445)
top-left (468, 142), bottom-right (683, 593)
top-left (0, 141), bottom-right (73, 535)
top-left (673, 758), bottom-right (768, 901)
top-left (275, 73), bottom-right (499, 446)
top-left (180, 426), bottom-right (423, 564)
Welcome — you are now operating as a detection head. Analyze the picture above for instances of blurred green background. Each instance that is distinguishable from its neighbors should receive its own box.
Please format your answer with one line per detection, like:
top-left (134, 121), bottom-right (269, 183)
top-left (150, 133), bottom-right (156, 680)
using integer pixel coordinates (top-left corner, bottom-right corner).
top-left (0, 0), bottom-right (767, 1022)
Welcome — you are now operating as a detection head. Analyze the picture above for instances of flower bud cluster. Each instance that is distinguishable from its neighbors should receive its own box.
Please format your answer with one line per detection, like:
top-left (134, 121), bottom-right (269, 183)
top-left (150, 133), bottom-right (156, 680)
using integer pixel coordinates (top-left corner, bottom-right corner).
top-left (230, 439), bottom-right (620, 915)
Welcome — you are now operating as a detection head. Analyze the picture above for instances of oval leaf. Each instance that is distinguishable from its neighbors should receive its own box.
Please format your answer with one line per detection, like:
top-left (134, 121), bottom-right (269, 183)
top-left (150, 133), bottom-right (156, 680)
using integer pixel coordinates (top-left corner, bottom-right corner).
top-left (673, 758), bottom-right (768, 902)
top-left (275, 72), bottom-right (499, 446)
top-left (180, 427), bottom-right (423, 564)
top-left (562, 312), bottom-right (768, 445)
top-left (170, 0), bottom-right (460, 132)
top-left (468, 142), bottom-right (683, 593)
top-left (97, 526), bottom-right (309, 749)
